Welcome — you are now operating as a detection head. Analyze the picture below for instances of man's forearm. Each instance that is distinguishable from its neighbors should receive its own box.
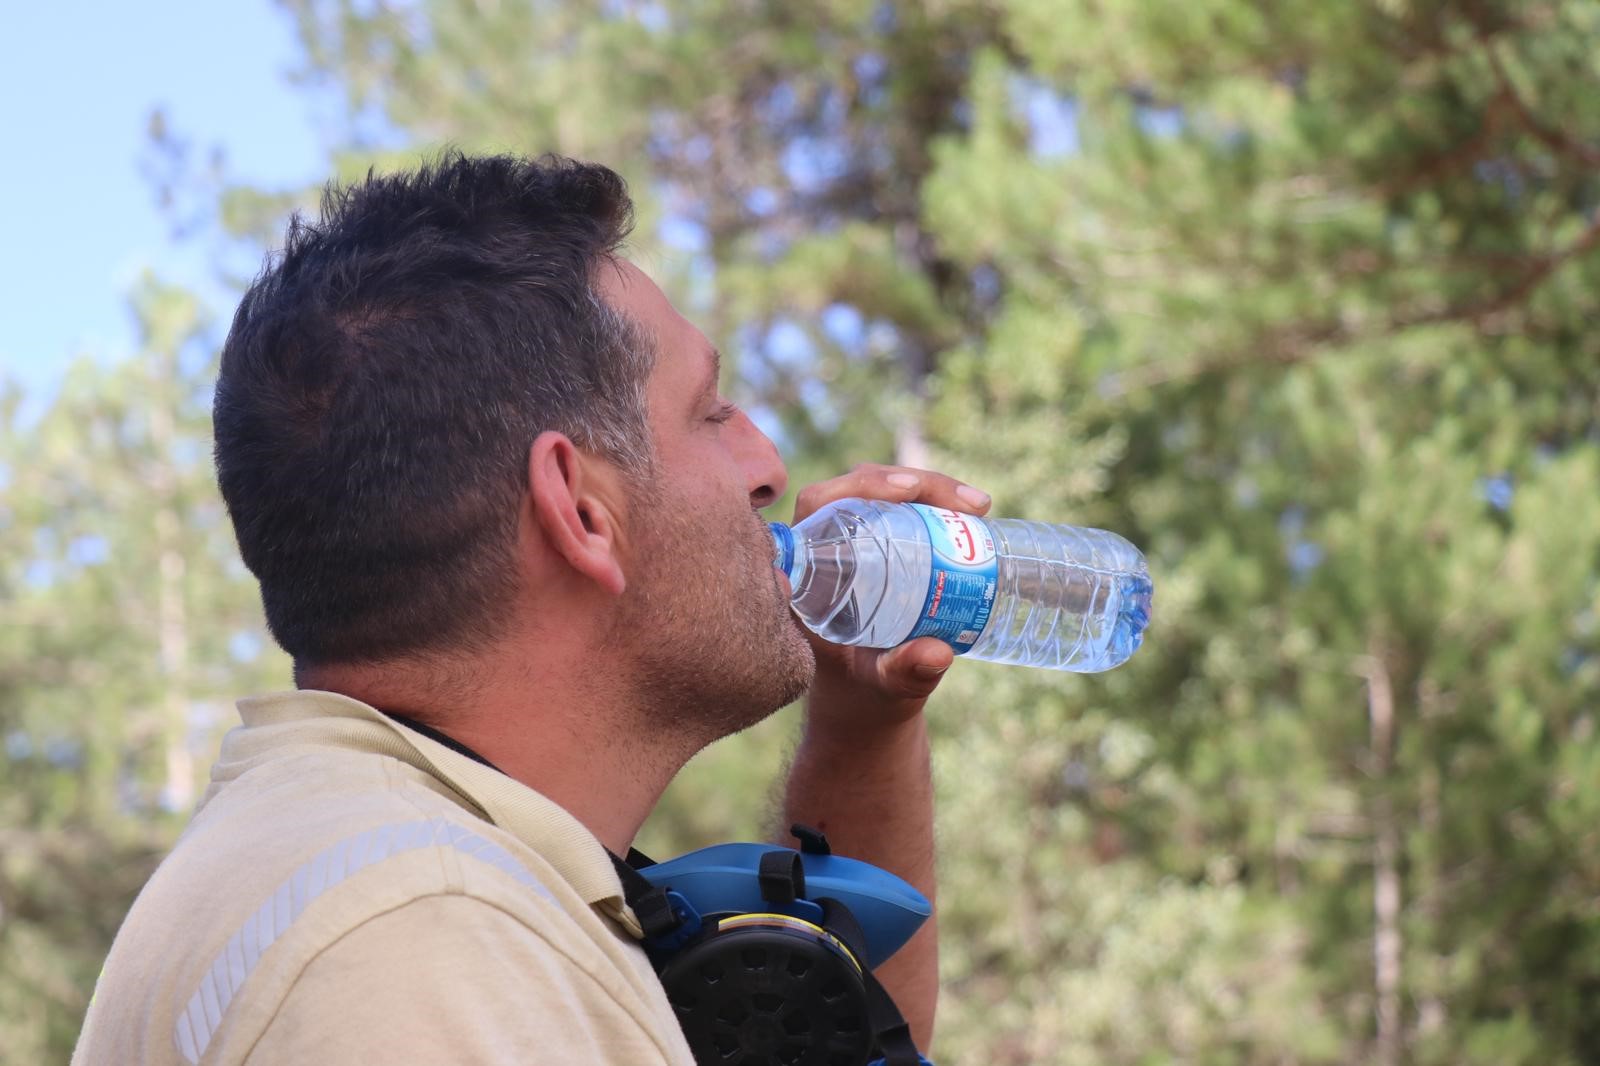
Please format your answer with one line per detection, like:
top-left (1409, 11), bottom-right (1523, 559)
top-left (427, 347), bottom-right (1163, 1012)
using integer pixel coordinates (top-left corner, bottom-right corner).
top-left (780, 692), bottom-right (938, 1053)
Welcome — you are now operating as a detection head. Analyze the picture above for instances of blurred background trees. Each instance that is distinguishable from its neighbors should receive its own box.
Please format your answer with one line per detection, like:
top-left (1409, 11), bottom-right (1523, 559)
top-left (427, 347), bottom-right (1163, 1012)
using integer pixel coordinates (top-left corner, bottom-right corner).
top-left (1, 280), bottom-right (290, 1061)
top-left (5, 0), bottom-right (1598, 1062)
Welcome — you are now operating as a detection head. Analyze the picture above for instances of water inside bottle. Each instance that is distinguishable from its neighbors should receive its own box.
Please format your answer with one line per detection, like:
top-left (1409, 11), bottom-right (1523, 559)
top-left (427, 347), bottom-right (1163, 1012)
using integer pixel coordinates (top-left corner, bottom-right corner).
top-left (965, 520), bottom-right (1151, 670)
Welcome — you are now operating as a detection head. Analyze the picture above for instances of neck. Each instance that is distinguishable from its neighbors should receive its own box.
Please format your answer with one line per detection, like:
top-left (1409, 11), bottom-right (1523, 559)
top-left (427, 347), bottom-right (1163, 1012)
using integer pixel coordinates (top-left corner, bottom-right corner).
top-left (298, 630), bottom-right (691, 855)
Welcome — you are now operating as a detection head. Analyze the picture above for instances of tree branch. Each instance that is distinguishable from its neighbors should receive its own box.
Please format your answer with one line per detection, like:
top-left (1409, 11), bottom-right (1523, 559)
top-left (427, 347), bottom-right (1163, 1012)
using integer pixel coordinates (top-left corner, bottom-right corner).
top-left (1487, 45), bottom-right (1600, 168)
top-left (1098, 210), bottom-right (1600, 396)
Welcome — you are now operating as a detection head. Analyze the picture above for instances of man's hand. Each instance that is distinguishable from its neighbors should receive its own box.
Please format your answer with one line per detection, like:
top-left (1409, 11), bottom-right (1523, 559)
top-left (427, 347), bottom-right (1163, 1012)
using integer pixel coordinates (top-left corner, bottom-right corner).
top-left (790, 463), bottom-right (993, 734)
top-left (779, 463), bottom-right (989, 1054)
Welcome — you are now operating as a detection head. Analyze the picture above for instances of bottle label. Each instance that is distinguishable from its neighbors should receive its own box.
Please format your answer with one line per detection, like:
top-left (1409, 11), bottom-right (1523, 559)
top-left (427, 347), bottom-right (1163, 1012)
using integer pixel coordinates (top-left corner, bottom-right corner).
top-left (904, 504), bottom-right (999, 653)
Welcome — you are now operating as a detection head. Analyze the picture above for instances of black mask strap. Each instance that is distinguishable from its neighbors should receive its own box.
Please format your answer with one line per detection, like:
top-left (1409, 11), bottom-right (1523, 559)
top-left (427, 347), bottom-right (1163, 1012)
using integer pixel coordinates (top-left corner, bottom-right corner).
top-left (608, 849), bottom-right (687, 941)
top-left (817, 898), bottom-right (923, 1066)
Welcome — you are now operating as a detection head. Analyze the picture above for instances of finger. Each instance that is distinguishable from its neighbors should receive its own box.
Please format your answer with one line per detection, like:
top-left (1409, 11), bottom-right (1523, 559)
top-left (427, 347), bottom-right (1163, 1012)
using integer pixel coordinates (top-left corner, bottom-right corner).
top-left (873, 637), bottom-right (957, 702)
top-left (792, 462), bottom-right (991, 522)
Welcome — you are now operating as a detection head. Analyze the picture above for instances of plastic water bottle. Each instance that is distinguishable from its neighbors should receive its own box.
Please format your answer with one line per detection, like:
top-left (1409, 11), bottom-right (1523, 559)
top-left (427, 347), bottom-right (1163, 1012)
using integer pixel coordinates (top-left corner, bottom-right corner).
top-left (769, 498), bottom-right (1152, 672)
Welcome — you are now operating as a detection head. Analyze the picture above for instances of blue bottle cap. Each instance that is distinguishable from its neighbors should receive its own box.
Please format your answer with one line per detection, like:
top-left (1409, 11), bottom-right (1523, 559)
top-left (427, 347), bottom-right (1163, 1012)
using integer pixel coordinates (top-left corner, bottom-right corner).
top-left (769, 521), bottom-right (795, 578)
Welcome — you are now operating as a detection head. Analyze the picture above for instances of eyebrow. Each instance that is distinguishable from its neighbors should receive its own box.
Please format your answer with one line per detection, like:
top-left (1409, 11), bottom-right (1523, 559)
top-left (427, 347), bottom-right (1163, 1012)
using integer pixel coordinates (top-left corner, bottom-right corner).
top-left (696, 347), bottom-right (722, 404)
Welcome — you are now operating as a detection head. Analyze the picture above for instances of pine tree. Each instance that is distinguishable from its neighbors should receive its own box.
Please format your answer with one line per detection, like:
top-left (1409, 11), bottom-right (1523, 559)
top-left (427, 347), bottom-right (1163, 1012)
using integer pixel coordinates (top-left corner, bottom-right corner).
top-left (921, 3), bottom-right (1600, 1061)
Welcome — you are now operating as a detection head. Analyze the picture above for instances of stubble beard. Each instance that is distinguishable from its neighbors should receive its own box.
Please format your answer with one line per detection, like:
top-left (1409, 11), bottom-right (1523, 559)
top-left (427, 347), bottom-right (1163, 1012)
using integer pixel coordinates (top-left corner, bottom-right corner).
top-left (613, 488), bottom-right (815, 754)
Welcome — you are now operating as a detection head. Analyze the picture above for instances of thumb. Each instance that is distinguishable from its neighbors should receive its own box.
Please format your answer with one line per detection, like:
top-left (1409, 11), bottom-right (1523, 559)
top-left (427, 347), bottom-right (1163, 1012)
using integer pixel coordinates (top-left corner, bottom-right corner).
top-left (874, 637), bottom-right (957, 701)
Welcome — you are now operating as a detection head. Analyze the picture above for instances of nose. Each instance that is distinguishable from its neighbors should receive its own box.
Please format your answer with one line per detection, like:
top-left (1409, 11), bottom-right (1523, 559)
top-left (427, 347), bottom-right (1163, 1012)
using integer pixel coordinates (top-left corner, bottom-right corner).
top-left (732, 408), bottom-right (788, 508)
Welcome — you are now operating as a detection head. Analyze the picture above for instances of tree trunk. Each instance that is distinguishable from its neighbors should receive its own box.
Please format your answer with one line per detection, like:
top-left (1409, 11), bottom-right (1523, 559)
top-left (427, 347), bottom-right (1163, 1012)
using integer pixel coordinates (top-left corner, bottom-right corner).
top-left (1365, 641), bottom-right (1403, 1066)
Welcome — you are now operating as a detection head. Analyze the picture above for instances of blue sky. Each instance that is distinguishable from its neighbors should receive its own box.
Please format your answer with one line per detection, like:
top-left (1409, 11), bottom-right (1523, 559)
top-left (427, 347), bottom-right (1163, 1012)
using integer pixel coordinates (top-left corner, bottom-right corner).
top-left (0, 1), bottom-right (331, 407)
top-left (0, 5), bottom-right (1084, 423)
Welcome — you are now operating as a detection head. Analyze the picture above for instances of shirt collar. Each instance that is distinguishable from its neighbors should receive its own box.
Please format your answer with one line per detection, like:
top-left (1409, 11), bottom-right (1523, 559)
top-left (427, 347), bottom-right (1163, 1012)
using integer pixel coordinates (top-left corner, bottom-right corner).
top-left (231, 689), bottom-right (641, 936)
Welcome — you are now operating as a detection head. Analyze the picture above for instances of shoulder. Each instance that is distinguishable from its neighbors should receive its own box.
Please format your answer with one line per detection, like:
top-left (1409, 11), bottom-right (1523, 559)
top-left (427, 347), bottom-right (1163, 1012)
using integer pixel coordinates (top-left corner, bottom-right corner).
top-left (237, 893), bottom-right (686, 1064)
top-left (174, 785), bottom-right (615, 1060)
top-left (84, 748), bottom-right (683, 1064)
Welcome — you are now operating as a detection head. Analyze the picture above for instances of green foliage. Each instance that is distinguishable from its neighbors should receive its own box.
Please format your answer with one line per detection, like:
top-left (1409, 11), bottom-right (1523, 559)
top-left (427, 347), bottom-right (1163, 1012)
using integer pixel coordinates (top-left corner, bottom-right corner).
top-left (914, 2), bottom-right (1600, 1059)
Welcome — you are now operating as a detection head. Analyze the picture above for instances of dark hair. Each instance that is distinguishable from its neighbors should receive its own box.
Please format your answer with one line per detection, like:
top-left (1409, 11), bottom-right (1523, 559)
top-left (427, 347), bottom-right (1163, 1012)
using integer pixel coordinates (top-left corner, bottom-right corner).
top-left (213, 152), bottom-right (650, 666)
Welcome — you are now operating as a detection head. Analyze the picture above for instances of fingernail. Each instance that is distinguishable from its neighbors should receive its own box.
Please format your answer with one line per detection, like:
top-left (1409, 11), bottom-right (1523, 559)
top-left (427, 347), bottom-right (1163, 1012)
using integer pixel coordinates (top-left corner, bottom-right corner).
top-left (887, 472), bottom-right (920, 489)
top-left (913, 662), bottom-right (950, 680)
top-left (957, 484), bottom-right (990, 509)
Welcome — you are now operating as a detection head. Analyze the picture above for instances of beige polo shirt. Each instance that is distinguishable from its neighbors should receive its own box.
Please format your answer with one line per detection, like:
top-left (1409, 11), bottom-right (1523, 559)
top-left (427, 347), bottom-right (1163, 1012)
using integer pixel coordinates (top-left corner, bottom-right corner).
top-left (72, 690), bottom-right (695, 1065)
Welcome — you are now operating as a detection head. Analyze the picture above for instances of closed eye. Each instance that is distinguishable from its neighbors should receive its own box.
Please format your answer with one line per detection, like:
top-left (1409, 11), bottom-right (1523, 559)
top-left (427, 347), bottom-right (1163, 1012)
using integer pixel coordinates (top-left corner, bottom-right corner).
top-left (708, 400), bottom-right (739, 425)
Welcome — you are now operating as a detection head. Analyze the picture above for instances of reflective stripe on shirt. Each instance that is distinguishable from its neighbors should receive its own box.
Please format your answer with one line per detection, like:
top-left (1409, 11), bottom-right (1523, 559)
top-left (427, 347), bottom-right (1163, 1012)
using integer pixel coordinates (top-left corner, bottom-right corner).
top-left (174, 817), bottom-right (555, 1064)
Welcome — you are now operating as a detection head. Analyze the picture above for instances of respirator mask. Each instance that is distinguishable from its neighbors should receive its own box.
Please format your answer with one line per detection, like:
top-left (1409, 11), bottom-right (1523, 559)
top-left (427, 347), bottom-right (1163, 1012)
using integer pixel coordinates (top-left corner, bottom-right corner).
top-left (613, 824), bottom-right (934, 1066)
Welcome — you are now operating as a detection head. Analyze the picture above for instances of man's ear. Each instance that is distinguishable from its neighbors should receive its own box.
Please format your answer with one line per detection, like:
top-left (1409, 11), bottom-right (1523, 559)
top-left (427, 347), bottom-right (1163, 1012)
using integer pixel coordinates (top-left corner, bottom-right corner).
top-left (527, 431), bottom-right (627, 597)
